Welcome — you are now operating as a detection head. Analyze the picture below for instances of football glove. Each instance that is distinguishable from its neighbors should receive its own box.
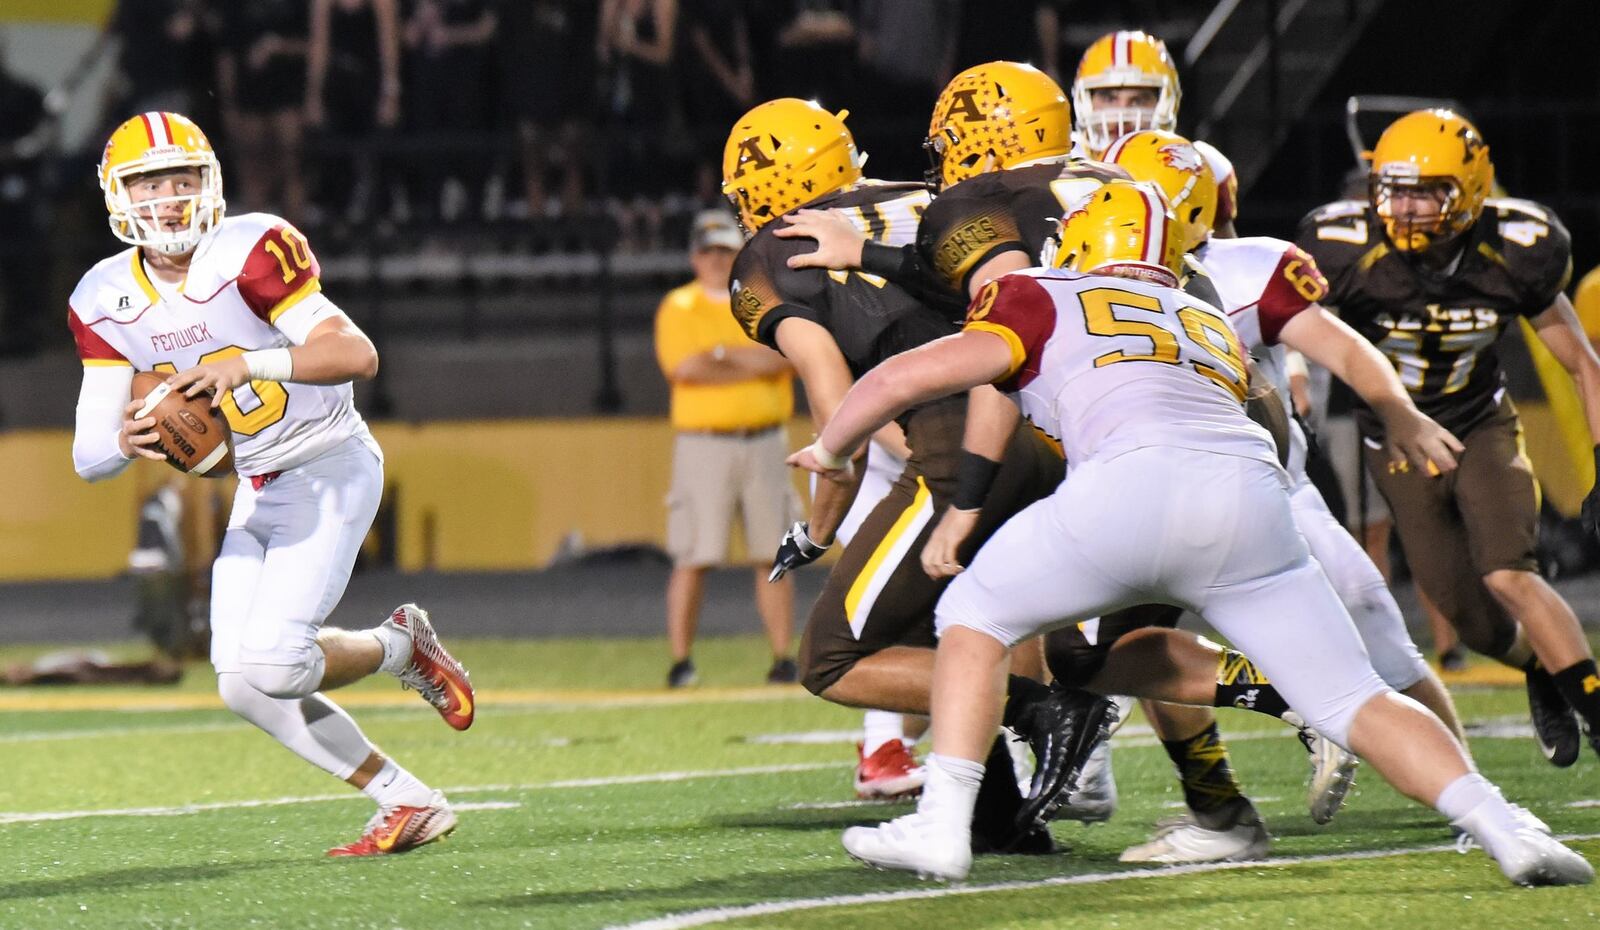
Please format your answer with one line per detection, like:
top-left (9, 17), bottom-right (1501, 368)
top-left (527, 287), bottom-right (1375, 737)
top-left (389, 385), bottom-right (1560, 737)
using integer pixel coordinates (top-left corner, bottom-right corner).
top-left (769, 521), bottom-right (829, 582)
top-left (1582, 446), bottom-right (1600, 543)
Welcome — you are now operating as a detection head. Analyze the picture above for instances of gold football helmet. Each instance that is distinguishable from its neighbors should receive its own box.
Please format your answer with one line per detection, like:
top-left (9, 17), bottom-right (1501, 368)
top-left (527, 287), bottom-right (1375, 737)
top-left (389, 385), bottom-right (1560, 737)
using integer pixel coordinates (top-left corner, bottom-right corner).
top-left (99, 111), bottom-right (225, 254)
top-left (925, 61), bottom-right (1071, 190)
top-left (1052, 179), bottom-right (1183, 287)
top-left (1101, 130), bottom-right (1217, 252)
top-left (1368, 108), bottom-right (1493, 252)
top-left (1072, 31), bottom-right (1182, 155)
top-left (721, 98), bottom-right (865, 233)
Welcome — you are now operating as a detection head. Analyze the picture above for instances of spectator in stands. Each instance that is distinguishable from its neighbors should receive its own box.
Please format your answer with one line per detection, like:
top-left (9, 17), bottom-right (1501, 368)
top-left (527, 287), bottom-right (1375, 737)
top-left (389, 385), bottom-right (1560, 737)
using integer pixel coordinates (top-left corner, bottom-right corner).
top-left (494, 1), bottom-right (595, 219)
top-left (951, 0), bottom-right (1062, 78)
top-left (0, 39), bottom-right (48, 358)
top-left (305, 0), bottom-right (402, 224)
top-left (107, 0), bottom-right (213, 116)
top-left (654, 210), bottom-right (798, 688)
top-left (404, 0), bottom-right (497, 222)
top-left (853, 0), bottom-right (956, 181)
top-left (599, 0), bottom-right (684, 251)
top-left (215, 1), bottom-right (310, 223)
top-left (679, 0), bottom-right (755, 205)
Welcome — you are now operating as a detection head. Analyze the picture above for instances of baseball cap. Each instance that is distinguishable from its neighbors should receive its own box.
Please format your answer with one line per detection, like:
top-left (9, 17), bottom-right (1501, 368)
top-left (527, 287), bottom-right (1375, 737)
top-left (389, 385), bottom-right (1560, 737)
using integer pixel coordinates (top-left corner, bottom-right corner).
top-left (691, 209), bottom-right (744, 252)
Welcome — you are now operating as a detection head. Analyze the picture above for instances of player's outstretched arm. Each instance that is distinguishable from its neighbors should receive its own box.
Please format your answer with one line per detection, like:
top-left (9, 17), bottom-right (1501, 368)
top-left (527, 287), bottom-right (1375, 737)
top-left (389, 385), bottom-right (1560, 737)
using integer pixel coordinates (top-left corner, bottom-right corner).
top-left (1278, 304), bottom-right (1462, 474)
top-left (792, 331), bottom-right (1013, 475)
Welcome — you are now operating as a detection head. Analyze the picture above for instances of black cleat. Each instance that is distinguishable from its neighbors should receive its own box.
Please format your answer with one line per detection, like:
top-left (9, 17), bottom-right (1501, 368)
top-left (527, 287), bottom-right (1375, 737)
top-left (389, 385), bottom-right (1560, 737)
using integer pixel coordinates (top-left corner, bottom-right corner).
top-left (972, 823), bottom-right (1057, 856)
top-left (1012, 688), bottom-right (1118, 833)
top-left (1526, 666), bottom-right (1580, 767)
top-left (667, 658), bottom-right (698, 689)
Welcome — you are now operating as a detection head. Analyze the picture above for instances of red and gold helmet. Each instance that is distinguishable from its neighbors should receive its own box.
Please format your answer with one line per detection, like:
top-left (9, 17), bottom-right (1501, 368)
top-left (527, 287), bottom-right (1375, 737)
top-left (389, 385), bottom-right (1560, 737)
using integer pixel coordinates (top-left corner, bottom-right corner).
top-left (1052, 180), bottom-right (1184, 288)
top-left (925, 61), bottom-right (1072, 190)
top-left (721, 98), bottom-right (865, 233)
top-left (1368, 109), bottom-right (1493, 252)
top-left (1101, 130), bottom-right (1217, 252)
top-left (99, 112), bottom-right (224, 254)
top-left (1072, 31), bottom-right (1182, 155)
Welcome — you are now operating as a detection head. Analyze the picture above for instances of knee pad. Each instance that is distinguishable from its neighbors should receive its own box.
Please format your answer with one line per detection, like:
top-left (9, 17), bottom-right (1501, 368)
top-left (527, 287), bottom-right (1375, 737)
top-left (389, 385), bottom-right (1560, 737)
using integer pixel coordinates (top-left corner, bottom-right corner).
top-left (1297, 673), bottom-right (1390, 750)
top-left (239, 647), bottom-right (326, 699)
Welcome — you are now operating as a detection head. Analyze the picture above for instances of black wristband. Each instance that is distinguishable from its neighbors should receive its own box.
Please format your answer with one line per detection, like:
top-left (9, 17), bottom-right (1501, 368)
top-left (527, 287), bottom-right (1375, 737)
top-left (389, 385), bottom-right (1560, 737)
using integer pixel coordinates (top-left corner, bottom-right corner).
top-left (860, 241), bottom-right (914, 281)
top-left (952, 450), bottom-right (1002, 512)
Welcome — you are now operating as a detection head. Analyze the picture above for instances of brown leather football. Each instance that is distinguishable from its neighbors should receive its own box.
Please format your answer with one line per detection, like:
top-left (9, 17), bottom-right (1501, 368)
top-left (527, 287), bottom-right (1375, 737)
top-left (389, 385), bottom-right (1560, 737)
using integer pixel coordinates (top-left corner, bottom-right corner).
top-left (130, 371), bottom-right (235, 477)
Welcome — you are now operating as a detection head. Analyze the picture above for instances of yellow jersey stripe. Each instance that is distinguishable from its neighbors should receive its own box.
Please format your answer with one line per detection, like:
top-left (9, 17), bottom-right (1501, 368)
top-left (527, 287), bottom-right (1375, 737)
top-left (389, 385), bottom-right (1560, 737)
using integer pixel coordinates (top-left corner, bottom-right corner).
top-left (267, 278), bottom-right (323, 324)
top-left (965, 321), bottom-right (1028, 381)
top-left (129, 251), bottom-right (161, 306)
top-left (82, 359), bottom-right (133, 368)
top-left (845, 476), bottom-right (933, 626)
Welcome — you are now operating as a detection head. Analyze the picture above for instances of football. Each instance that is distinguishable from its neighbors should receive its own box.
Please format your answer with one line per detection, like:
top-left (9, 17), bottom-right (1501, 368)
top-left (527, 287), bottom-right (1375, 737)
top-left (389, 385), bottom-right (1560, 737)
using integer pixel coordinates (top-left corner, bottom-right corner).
top-left (130, 371), bottom-right (234, 477)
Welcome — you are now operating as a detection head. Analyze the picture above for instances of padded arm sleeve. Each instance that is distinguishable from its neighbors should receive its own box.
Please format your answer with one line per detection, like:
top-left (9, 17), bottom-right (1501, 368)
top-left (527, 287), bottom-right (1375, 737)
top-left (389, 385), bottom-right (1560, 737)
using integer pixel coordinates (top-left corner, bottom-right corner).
top-left (73, 365), bottom-right (137, 482)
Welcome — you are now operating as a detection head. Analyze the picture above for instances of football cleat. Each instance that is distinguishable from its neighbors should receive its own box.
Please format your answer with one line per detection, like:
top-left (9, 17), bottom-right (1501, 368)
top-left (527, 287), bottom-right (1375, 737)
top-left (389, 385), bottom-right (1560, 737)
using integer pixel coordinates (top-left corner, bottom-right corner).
top-left (1299, 726), bottom-right (1359, 824)
top-left (842, 812), bottom-right (971, 881)
top-left (1468, 827), bottom-right (1594, 887)
top-left (854, 741), bottom-right (925, 800)
top-left (1119, 798), bottom-right (1270, 864)
top-left (1053, 738), bottom-right (1117, 823)
top-left (1525, 666), bottom-right (1581, 767)
top-left (327, 790), bottom-right (458, 857)
top-left (667, 658), bottom-right (698, 689)
top-left (385, 604), bottom-right (475, 731)
top-left (971, 823), bottom-right (1056, 856)
top-left (1012, 687), bottom-right (1118, 831)
top-left (766, 657), bottom-right (799, 685)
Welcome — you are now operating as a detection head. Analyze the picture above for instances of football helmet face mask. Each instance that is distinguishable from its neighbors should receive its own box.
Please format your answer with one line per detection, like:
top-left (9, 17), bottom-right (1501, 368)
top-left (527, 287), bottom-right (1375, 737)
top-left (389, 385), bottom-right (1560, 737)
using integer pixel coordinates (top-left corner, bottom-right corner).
top-left (1368, 108), bottom-right (1493, 253)
top-left (1052, 180), bottom-right (1183, 288)
top-left (1072, 31), bottom-right (1182, 155)
top-left (1101, 130), bottom-right (1217, 253)
top-left (721, 98), bottom-right (865, 233)
top-left (924, 61), bottom-right (1072, 190)
top-left (100, 111), bottom-right (225, 255)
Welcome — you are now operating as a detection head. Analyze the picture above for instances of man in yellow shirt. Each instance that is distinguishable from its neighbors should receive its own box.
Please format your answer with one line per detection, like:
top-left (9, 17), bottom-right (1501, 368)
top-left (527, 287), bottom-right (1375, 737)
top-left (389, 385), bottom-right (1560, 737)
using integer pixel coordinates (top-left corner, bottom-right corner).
top-left (655, 211), bottom-right (799, 687)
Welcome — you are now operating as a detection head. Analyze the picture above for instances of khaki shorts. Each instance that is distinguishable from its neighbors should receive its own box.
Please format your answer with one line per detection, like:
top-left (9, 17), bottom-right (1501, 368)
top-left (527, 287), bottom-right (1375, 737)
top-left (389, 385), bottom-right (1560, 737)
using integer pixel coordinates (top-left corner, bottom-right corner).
top-left (667, 428), bottom-right (799, 568)
top-left (1364, 395), bottom-right (1530, 658)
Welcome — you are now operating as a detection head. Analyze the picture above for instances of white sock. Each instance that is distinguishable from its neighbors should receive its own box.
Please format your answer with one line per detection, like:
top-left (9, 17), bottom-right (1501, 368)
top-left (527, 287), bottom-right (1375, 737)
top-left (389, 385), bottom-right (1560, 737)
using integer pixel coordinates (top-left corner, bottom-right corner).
top-left (918, 753), bottom-right (984, 828)
top-left (1436, 773), bottom-right (1498, 822)
top-left (372, 624), bottom-right (411, 676)
top-left (862, 710), bottom-right (905, 756)
top-left (362, 758), bottom-right (434, 809)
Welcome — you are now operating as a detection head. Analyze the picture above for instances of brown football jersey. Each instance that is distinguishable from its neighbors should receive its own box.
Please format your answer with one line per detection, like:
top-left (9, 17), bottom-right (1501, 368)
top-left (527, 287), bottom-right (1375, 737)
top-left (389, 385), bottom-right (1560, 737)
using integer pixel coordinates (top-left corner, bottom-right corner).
top-left (1296, 197), bottom-right (1573, 438)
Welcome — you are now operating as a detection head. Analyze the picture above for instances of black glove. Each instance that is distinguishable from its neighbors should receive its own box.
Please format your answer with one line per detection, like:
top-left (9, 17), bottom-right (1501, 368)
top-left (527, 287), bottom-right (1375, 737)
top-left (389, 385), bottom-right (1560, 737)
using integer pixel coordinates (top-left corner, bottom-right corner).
top-left (769, 521), bottom-right (830, 582)
top-left (1582, 446), bottom-right (1600, 542)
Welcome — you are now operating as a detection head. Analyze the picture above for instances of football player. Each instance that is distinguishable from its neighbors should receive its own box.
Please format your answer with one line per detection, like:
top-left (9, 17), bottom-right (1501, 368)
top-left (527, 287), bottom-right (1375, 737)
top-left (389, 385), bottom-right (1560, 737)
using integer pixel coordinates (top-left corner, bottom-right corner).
top-left (1070, 30), bottom-right (1239, 236)
top-left (1298, 109), bottom-right (1600, 766)
top-left (1059, 130), bottom-right (1472, 859)
top-left (795, 180), bottom-right (1592, 888)
top-left (779, 64), bottom-right (1323, 852)
top-left (69, 113), bottom-right (474, 856)
top-left (723, 97), bottom-right (1089, 853)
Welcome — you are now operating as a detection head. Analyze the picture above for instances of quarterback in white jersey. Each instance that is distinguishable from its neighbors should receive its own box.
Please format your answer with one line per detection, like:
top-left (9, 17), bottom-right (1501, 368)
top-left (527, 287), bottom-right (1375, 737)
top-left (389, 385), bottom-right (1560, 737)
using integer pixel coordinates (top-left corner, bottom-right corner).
top-left (794, 181), bottom-right (1590, 886)
top-left (69, 112), bottom-right (476, 857)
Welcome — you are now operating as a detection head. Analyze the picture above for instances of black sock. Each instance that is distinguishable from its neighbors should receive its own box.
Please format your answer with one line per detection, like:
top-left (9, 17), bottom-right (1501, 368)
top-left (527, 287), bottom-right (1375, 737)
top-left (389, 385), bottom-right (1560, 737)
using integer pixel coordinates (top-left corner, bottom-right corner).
top-left (1551, 659), bottom-right (1600, 731)
top-left (1001, 674), bottom-right (1052, 730)
top-left (970, 735), bottom-right (1023, 837)
top-left (1212, 649), bottom-right (1292, 720)
top-left (1160, 721), bottom-right (1244, 816)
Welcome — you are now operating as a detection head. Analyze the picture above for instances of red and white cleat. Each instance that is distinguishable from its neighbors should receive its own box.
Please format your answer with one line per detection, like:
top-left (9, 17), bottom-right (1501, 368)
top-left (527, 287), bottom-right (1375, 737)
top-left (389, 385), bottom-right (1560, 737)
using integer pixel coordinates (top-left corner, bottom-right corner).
top-left (384, 604), bottom-right (475, 731)
top-left (327, 790), bottom-right (458, 857)
top-left (853, 740), bottom-right (925, 800)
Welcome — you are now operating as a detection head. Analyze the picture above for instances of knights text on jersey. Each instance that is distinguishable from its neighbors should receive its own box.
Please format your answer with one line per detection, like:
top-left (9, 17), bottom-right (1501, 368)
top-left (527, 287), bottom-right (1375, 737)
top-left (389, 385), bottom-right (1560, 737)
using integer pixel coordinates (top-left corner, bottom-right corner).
top-left (729, 182), bottom-right (961, 379)
top-left (917, 158), bottom-right (1128, 295)
top-left (1297, 197), bottom-right (1571, 437)
top-left (67, 213), bottom-right (377, 475)
top-left (962, 269), bottom-right (1274, 467)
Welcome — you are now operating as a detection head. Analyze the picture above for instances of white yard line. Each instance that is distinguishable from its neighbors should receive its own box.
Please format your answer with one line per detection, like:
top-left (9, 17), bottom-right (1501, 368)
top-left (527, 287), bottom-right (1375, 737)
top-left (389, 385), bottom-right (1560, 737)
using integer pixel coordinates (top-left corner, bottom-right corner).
top-left (0, 762), bottom-right (847, 825)
top-left (606, 832), bottom-right (1600, 930)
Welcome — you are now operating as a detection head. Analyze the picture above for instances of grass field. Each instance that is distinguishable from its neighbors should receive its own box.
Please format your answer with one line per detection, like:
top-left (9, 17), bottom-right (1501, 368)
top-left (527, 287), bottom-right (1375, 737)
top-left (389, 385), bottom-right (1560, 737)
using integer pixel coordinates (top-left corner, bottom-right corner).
top-left (1, 636), bottom-right (1597, 929)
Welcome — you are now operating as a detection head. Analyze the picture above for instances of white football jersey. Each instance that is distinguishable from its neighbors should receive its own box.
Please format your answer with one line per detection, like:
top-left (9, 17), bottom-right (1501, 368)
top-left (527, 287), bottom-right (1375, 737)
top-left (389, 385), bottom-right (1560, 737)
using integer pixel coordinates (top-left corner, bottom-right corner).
top-left (966, 268), bottom-right (1275, 467)
top-left (1192, 236), bottom-right (1330, 476)
top-left (68, 213), bottom-right (377, 476)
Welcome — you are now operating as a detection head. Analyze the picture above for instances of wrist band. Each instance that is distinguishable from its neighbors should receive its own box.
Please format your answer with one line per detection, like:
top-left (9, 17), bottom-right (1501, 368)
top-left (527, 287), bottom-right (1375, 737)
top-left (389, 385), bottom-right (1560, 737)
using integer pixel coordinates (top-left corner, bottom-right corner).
top-left (810, 441), bottom-right (849, 470)
top-left (952, 450), bottom-right (1002, 511)
top-left (242, 348), bottom-right (293, 382)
